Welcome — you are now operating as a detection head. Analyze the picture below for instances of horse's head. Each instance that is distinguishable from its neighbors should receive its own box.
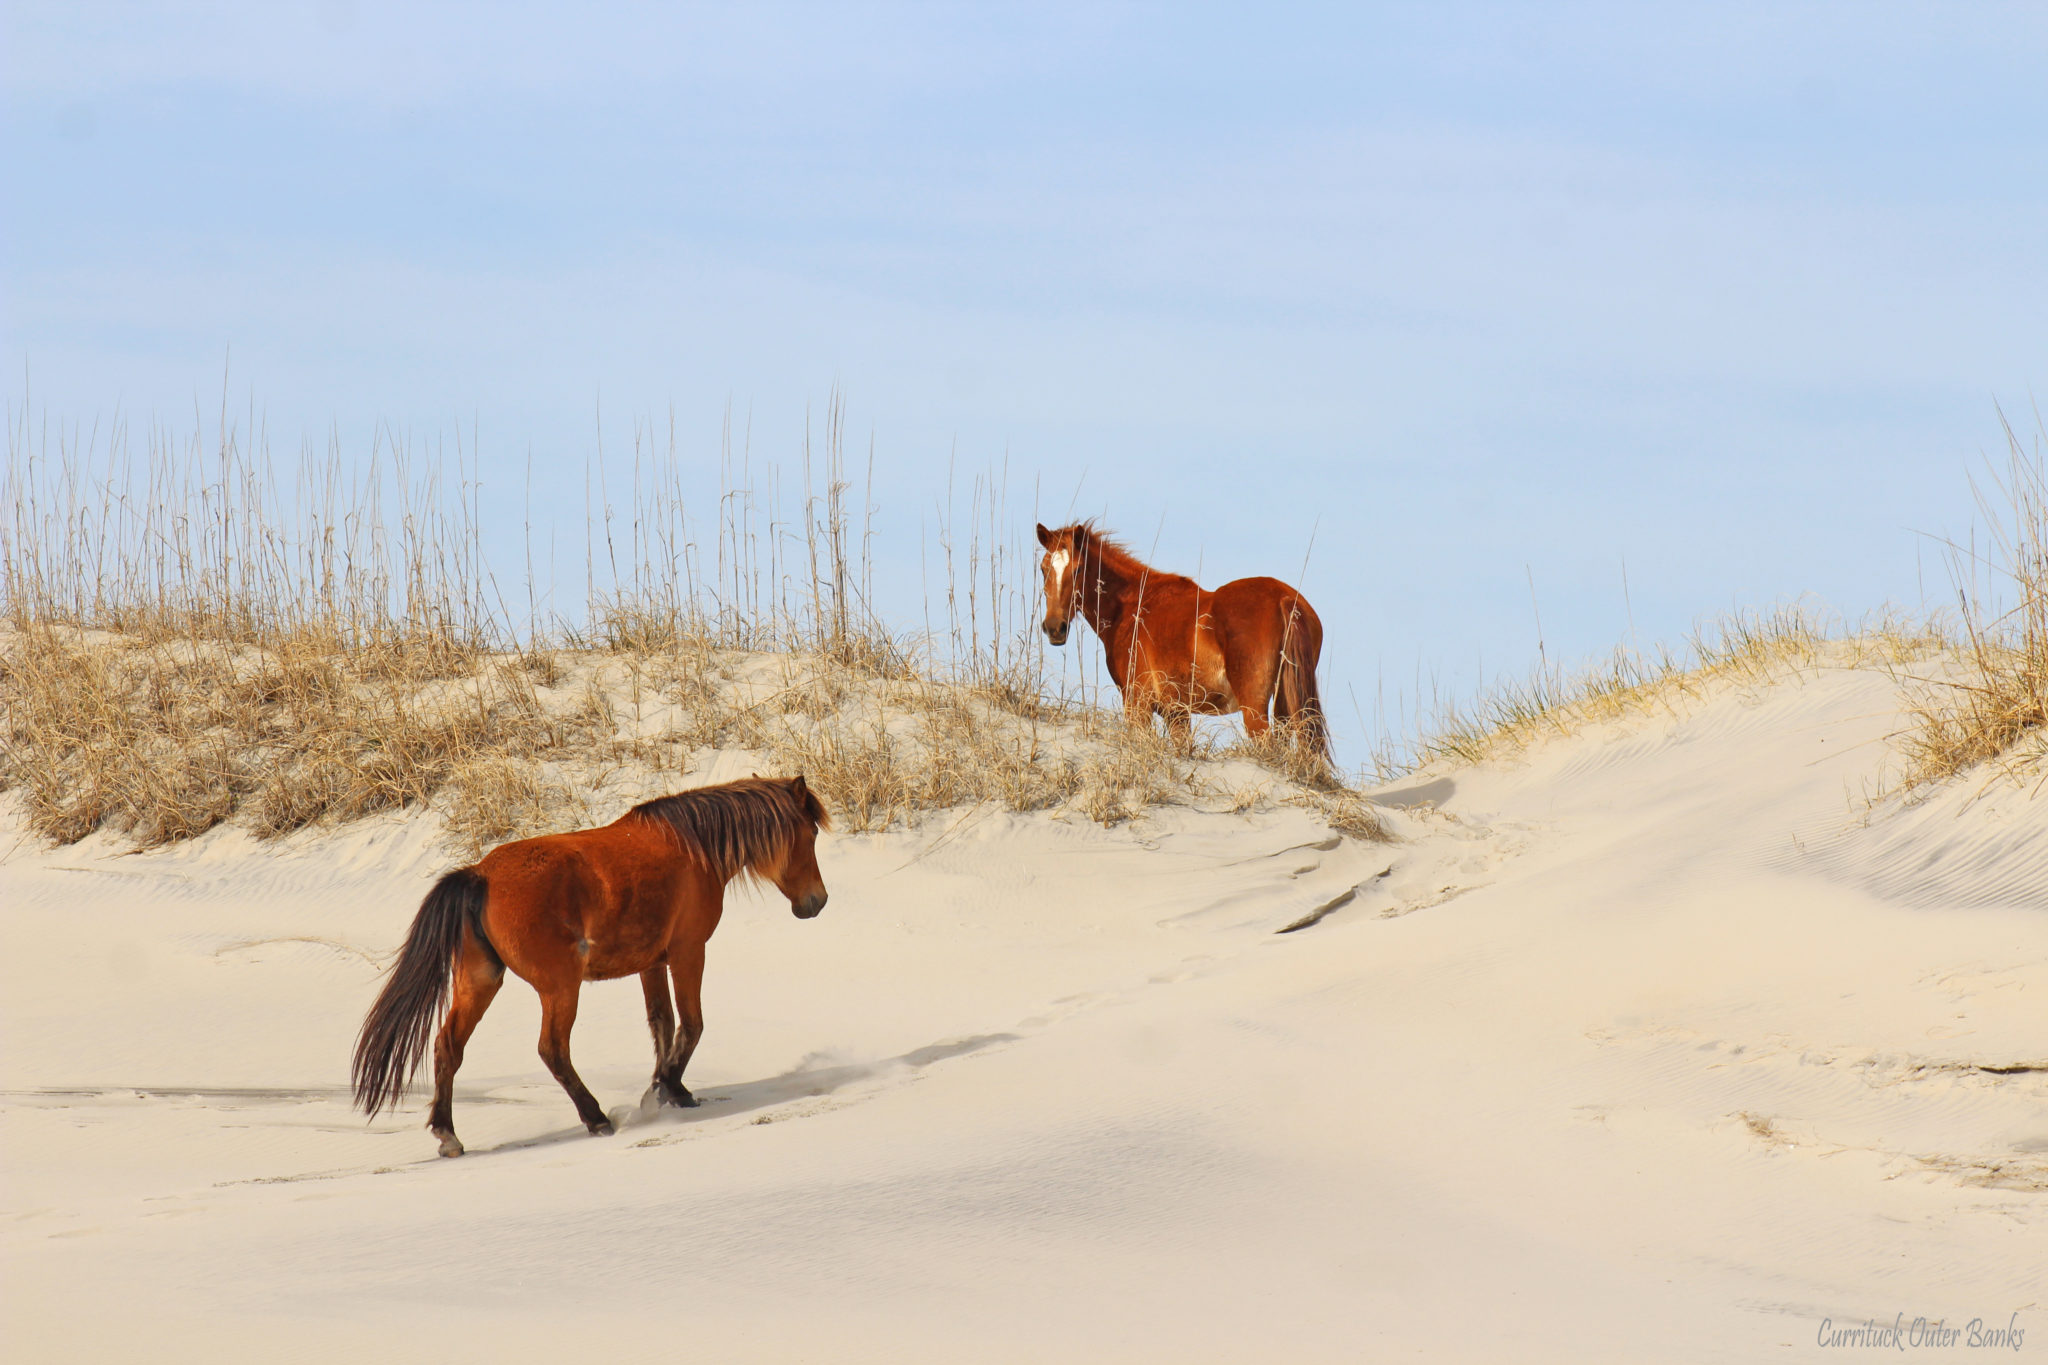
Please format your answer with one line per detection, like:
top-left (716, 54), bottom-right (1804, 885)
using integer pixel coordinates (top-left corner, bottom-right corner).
top-left (1035, 522), bottom-right (1081, 646)
top-left (761, 774), bottom-right (832, 919)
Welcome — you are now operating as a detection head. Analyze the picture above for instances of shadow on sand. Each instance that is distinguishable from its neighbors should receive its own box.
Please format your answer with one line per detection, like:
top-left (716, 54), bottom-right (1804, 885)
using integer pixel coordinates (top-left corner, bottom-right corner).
top-left (484, 1032), bottom-right (1022, 1156)
top-left (1368, 775), bottom-right (1455, 810)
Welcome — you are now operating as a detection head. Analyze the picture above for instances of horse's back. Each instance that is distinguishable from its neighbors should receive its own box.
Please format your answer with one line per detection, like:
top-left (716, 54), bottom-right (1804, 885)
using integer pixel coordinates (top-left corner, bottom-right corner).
top-left (472, 825), bottom-right (631, 900)
top-left (472, 823), bottom-right (693, 982)
top-left (1213, 576), bottom-right (1321, 634)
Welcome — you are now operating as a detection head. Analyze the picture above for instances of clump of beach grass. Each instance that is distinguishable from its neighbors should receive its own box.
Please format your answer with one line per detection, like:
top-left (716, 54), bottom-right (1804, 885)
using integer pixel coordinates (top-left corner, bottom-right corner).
top-left (1893, 413), bottom-right (2048, 792)
top-left (1379, 603), bottom-right (1945, 780)
top-left (0, 621), bottom-right (582, 848)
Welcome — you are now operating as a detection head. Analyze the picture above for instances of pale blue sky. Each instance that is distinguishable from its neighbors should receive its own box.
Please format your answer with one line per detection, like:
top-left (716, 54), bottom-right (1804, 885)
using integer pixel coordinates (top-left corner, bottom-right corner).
top-left (6, 2), bottom-right (2045, 764)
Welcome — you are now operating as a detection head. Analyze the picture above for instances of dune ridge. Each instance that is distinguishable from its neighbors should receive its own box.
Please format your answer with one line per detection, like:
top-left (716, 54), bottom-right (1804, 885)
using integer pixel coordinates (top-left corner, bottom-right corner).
top-left (4, 649), bottom-right (2042, 1363)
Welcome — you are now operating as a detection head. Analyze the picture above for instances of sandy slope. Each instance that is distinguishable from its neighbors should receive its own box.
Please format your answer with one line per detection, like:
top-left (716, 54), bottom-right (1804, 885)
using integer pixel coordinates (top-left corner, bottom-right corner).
top-left (3, 668), bottom-right (2043, 1363)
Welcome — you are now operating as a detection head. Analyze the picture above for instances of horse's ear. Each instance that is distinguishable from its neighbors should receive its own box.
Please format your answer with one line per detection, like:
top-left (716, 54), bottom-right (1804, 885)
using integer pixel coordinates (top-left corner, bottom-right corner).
top-left (1035, 522), bottom-right (1054, 549)
top-left (795, 775), bottom-right (831, 830)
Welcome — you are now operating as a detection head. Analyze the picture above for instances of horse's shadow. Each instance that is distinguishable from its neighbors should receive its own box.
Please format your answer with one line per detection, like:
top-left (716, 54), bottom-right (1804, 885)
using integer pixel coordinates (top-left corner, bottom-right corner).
top-left (482, 1033), bottom-right (1019, 1157)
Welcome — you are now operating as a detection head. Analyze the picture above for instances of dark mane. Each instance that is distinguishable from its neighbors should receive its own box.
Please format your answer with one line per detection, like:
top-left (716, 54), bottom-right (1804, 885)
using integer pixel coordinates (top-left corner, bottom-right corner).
top-left (1050, 520), bottom-right (1187, 590)
top-left (624, 777), bottom-right (830, 880)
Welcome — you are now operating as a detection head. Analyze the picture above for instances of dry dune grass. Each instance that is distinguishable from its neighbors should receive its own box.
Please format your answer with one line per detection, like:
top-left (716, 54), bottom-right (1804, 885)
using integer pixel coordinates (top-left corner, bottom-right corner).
top-left (1387, 606), bottom-right (1948, 779)
top-left (1892, 417), bottom-right (2048, 793)
top-left (0, 623), bottom-right (584, 848)
top-left (1219, 715), bottom-right (1344, 791)
top-left (0, 621), bottom-right (1254, 849)
top-left (1386, 424), bottom-right (2045, 791)
top-left (2, 400), bottom-right (1380, 854)
top-left (643, 647), bottom-right (1199, 833)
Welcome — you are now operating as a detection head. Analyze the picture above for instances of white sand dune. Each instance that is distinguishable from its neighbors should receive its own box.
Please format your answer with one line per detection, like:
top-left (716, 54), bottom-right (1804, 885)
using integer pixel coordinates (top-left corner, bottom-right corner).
top-left (3, 665), bottom-right (2043, 1362)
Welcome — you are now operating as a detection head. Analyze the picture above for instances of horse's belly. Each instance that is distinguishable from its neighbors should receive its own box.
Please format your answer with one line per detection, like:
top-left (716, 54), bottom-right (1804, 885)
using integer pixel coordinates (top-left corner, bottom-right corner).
top-left (1149, 670), bottom-right (1233, 713)
top-left (580, 952), bottom-right (655, 982)
top-left (575, 908), bottom-right (681, 980)
top-left (1189, 624), bottom-right (1235, 710)
top-left (1190, 689), bottom-right (1235, 715)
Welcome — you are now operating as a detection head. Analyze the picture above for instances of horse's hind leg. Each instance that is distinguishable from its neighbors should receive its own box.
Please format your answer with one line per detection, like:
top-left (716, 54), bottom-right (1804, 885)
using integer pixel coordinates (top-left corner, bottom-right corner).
top-left (639, 963), bottom-right (680, 1107)
top-left (536, 985), bottom-right (613, 1136)
top-left (1226, 658), bottom-right (1278, 744)
top-left (428, 932), bottom-right (504, 1158)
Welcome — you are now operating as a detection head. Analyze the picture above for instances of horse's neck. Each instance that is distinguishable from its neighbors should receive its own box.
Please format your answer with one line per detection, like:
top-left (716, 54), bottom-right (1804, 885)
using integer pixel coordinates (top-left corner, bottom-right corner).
top-left (1076, 551), bottom-right (1162, 640)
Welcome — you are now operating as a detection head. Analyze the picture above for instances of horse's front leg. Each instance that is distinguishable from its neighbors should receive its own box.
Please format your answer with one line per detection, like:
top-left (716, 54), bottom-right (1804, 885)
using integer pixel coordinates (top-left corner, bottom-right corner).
top-left (1122, 678), bottom-right (1166, 741)
top-left (1137, 675), bottom-right (1196, 752)
top-left (639, 962), bottom-right (677, 1107)
top-left (536, 983), bottom-right (612, 1135)
top-left (655, 940), bottom-right (707, 1108)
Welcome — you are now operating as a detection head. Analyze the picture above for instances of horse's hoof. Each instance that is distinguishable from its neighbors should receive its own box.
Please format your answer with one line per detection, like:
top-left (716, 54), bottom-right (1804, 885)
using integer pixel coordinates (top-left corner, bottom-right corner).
top-left (663, 1086), bottom-right (698, 1109)
top-left (436, 1134), bottom-right (465, 1158)
top-left (589, 1118), bottom-right (616, 1136)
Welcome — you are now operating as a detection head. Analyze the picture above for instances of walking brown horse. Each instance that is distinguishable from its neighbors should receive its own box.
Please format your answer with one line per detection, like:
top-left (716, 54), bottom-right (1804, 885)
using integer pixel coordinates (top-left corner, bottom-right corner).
top-left (352, 775), bottom-right (831, 1157)
top-left (1035, 521), bottom-right (1330, 763)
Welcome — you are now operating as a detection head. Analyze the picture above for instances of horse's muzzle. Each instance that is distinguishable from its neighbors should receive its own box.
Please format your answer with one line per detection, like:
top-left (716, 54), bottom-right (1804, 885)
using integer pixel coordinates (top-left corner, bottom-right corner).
top-left (1043, 622), bottom-right (1069, 646)
top-left (792, 892), bottom-right (827, 920)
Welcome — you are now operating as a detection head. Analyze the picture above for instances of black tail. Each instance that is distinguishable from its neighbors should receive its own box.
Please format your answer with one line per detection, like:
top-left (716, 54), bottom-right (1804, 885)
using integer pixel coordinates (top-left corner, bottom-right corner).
top-left (352, 867), bottom-right (489, 1118)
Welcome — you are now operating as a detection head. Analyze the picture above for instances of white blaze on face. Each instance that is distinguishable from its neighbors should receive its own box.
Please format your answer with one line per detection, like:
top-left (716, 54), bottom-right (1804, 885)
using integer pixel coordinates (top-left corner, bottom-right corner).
top-left (1046, 548), bottom-right (1073, 609)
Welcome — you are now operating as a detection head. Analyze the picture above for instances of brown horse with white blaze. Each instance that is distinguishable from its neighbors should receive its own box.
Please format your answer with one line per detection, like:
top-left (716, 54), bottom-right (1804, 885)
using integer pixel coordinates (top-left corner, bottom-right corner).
top-left (1036, 521), bottom-right (1330, 763)
top-left (352, 775), bottom-right (831, 1157)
